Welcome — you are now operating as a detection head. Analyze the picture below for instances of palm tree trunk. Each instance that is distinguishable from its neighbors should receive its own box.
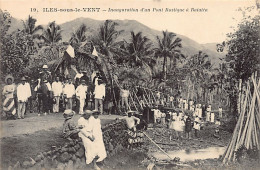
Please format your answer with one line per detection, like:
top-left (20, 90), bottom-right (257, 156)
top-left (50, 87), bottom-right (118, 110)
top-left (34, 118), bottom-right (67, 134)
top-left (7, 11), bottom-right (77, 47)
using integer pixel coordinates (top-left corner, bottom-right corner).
top-left (162, 56), bottom-right (167, 81)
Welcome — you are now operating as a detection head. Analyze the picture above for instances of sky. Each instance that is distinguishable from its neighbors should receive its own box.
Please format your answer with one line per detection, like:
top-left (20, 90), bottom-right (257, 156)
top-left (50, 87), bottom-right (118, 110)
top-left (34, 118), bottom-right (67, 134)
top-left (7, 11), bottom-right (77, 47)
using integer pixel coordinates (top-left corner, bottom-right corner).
top-left (1, 0), bottom-right (257, 44)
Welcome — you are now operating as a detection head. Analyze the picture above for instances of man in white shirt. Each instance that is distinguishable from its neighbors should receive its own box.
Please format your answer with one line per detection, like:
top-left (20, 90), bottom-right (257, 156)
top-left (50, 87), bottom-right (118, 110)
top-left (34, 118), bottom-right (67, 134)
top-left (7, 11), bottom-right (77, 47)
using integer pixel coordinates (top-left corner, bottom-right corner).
top-left (63, 77), bottom-right (75, 110)
top-left (120, 111), bottom-right (140, 131)
top-left (52, 76), bottom-right (63, 113)
top-left (76, 79), bottom-right (88, 114)
top-left (94, 79), bottom-right (105, 114)
top-left (17, 77), bottom-right (31, 119)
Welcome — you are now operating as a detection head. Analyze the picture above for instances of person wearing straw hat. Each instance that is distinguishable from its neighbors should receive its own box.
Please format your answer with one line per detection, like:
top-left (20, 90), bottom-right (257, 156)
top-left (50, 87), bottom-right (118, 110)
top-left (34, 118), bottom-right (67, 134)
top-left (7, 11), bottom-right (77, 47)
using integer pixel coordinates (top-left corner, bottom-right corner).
top-left (91, 110), bottom-right (107, 165)
top-left (17, 77), bottom-right (31, 119)
top-left (62, 109), bottom-right (80, 140)
top-left (2, 75), bottom-right (16, 119)
top-left (76, 79), bottom-right (88, 114)
top-left (77, 110), bottom-right (97, 168)
top-left (40, 64), bottom-right (52, 81)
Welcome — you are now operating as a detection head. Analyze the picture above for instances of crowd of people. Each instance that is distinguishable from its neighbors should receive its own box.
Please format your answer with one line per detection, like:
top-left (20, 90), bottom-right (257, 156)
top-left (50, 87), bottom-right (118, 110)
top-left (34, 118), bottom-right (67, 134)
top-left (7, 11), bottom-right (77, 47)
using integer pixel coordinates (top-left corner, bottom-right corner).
top-left (150, 97), bottom-right (224, 139)
top-left (2, 65), bottom-right (109, 119)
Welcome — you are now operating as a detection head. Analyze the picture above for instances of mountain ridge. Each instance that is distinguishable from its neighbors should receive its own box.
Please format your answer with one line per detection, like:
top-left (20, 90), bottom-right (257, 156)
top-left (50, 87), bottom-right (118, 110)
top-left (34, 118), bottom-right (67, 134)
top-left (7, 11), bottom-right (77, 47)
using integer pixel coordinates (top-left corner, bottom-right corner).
top-left (7, 17), bottom-right (226, 67)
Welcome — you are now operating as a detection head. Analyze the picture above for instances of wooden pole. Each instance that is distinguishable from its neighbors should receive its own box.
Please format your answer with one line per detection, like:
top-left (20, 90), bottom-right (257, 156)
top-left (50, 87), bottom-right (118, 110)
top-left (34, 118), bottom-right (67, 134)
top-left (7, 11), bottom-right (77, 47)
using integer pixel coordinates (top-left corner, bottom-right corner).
top-left (143, 132), bottom-right (174, 160)
top-left (133, 89), bottom-right (143, 110)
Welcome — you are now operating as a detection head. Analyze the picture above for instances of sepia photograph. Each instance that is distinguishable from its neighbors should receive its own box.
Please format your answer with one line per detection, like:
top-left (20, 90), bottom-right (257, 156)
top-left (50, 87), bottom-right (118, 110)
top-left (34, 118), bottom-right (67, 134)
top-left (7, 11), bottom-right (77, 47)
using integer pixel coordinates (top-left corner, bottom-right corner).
top-left (0, 0), bottom-right (259, 169)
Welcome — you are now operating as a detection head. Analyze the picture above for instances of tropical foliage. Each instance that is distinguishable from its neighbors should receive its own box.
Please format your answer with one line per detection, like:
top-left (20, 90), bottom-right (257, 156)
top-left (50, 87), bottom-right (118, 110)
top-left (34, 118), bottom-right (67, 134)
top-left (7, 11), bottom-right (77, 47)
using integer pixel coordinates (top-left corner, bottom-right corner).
top-left (154, 30), bottom-right (184, 81)
top-left (225, 7), bottom-right (260, 81)
top-left (41, 21), bottom-right (62, 46)
top-left (70, 24), bottom-right (88, 49)
top-left (22, 15), bottom-right (43, 38)
top-left (1, 7), bottom-right (259, 116)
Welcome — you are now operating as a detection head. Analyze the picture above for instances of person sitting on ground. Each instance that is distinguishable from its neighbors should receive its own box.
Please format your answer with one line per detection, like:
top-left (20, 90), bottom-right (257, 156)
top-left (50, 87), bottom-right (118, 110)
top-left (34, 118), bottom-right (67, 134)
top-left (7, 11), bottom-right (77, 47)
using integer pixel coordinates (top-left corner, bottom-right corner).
top-left (62, 109), bottom-right (80, 140)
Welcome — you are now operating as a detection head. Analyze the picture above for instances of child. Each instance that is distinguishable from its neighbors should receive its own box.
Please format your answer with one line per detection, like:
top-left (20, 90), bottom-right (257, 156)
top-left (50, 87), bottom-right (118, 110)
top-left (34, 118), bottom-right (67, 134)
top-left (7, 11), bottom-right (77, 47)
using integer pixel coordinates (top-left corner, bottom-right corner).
top-left (62, 109), bottom-right (80, 140)
top-left (174, 113), bottom-right (185, 140)
top-left (185, 116), bottom-right (192, 139)
top-left (214, 118), bottom-right (221, 139)
top-left (194, 121), bottom-right (200, 138)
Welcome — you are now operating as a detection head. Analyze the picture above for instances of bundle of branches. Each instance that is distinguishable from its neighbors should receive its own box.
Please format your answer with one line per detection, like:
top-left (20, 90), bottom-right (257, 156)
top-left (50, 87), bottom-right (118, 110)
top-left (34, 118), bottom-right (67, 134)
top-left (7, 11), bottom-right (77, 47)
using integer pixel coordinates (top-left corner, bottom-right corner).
top-left (222, 73), bottom-right (260, 163)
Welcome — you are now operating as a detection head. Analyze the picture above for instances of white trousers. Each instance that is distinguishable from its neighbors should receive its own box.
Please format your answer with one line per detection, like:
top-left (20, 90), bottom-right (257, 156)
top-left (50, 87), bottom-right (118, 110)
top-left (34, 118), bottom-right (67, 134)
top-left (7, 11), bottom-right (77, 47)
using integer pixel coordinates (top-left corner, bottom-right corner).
top-left (79, 98), bottom-right (85, 114)
top-left (53, 96), bottom-right (60, 113)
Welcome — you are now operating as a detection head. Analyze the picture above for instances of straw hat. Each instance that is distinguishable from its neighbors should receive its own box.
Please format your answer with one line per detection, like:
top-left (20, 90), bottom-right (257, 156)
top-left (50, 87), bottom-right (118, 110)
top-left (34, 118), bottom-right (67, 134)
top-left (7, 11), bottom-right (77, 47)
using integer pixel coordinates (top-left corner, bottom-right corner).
top-left (63, 109), bottom-right (75, 116)
top-left (84, 110), bottom-right (93, 115)
top-left (42, 65), bottom-right (48, 69)
top-left (5, 75), bottom-right (14, 84)
top-left (92, 110), bottom-right (100, 115)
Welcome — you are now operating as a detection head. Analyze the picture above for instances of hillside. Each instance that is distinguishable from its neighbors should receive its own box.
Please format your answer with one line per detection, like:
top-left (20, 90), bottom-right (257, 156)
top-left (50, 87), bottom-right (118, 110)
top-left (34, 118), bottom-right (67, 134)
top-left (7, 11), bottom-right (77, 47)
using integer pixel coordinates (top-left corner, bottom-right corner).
top-left (7, 17), bottom-right (226, 67)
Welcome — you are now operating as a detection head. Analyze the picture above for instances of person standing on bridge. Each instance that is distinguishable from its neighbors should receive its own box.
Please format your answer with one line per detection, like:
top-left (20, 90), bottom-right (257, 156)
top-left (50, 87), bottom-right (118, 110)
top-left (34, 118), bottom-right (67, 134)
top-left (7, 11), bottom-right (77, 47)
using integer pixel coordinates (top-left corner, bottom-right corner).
top-left (120, 84), bottom-right (130, 112)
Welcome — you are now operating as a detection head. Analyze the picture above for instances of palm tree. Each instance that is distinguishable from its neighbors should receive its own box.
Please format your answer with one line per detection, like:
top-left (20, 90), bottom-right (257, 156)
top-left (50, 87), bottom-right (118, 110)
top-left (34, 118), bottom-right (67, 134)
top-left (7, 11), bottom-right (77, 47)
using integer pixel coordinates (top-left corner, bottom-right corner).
top-left (154, 30), bottom-right (184, 81)
top-left (92, 20), bottom-right (123, 58)
top-left (41, 21), bottom-right (62, 46)
top-left (70, 24), bottom-right (88, 45)
top-left (184, 51), bottom-right (212, 102)
top-left (125, 31), bottom-right (155, 66)
top-left (23, 15), bottom-right (43, 38)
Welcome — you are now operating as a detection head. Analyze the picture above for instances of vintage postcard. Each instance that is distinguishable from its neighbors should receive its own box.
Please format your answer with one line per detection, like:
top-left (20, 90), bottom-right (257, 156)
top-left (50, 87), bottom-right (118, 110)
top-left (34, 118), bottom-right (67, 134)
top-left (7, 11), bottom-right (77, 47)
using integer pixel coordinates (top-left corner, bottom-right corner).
top-left (1, 0), bottom-right (259, 169)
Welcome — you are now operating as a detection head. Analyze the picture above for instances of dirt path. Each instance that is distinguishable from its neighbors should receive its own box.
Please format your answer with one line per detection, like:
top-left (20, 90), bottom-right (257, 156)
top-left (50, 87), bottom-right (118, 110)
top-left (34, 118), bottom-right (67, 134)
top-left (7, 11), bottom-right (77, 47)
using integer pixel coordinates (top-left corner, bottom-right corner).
top-left (0, 113), bottom-right (122, 138)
